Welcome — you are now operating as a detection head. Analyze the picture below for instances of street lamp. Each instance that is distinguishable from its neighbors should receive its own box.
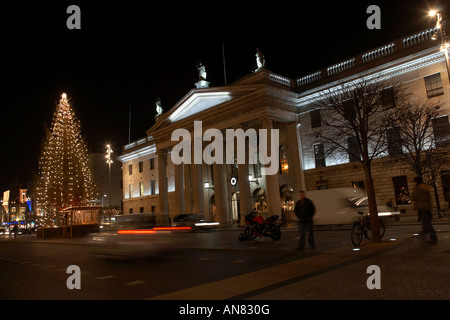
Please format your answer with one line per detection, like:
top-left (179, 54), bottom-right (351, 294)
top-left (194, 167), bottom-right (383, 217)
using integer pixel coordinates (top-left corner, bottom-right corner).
top-left (429, 9), bottom-right (450, 82)
top-left (105, 144), bottom-right (113, 208)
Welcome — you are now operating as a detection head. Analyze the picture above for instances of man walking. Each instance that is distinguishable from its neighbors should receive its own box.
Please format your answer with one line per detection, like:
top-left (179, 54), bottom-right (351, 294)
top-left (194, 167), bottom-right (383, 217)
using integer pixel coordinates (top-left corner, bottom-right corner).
top-left (294, 190), bottom-right (316, 250)
top-left (411, 176), bottom-right (438, 245)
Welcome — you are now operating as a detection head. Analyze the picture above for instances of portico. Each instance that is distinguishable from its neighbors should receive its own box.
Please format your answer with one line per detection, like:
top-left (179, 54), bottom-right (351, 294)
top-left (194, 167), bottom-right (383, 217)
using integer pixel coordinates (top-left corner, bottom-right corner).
top-left (141, 68), bottom-right (304, 224)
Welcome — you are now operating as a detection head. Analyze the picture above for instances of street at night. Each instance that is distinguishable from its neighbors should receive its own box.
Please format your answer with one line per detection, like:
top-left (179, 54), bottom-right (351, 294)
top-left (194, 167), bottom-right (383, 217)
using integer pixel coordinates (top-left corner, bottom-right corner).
top-left (2, 1), bottom-right (450, 314)
top-left (1, 219), bottom-right (449, 300)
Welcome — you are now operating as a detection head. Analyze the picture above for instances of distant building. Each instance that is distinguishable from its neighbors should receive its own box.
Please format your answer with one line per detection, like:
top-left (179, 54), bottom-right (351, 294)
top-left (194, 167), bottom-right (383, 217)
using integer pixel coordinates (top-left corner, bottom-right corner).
top-left (1, 179), bottom-right (33, 231)
top-left (118, 28), bottom-right (450, 223)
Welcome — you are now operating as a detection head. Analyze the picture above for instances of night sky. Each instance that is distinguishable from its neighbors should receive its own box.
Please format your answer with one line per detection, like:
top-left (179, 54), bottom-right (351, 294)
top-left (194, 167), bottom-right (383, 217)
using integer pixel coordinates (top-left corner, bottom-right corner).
top-left (1, 0), bottom-right (448, 192)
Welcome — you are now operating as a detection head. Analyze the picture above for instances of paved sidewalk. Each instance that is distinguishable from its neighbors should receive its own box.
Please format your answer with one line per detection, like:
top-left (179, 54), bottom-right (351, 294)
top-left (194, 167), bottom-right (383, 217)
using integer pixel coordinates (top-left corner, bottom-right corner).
top-left (250, 228), bottom-right (450, 300)
top-left (150, 219), bottom-right (450, 300)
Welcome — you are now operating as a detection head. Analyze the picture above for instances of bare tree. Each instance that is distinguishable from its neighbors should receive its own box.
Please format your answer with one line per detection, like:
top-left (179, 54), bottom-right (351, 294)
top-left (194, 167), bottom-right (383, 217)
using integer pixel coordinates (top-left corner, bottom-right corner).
top-left (392, 99), bottom-right (440, 174)
top-left (312, 78), bottom-right (406, 242)
top-left (392, 99), bottom-right (450, 213)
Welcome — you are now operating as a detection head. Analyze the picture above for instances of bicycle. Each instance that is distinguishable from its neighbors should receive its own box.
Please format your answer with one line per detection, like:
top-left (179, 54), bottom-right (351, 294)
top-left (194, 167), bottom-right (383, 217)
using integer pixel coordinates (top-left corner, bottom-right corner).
top-left (351, 211), bottom-right (385, 246)
top-left (433, 204), bottom-right (449, 219)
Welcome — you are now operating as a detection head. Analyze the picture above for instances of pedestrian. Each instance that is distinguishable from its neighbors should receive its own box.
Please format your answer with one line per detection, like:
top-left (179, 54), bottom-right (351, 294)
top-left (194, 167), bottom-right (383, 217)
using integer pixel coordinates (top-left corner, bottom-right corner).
top-left (294, 190), bottom-right (316, 250)
top-left (12, 225), bottom-right (18, 239)
top-left (411, 176), bottom-right (438, 245)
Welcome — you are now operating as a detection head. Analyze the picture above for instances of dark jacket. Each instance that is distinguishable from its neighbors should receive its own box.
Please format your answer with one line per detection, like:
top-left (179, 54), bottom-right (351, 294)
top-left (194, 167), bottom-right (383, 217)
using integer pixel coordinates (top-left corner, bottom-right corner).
top-left (294, 198), bottom-right (316, 221)
top-left (411, 183), bottom-right (432, 211)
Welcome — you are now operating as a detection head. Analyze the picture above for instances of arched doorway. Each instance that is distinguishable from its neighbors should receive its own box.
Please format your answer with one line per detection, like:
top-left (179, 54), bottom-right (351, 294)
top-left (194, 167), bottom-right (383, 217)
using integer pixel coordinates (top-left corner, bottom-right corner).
top-left (231, 192), bottom-right (240, 223)
top-left (252, 188), bottom-right (267, 215)
top-left (209, 194), bottom-right (216, 221)
top-left (280, 185), bottom-right (294, 224)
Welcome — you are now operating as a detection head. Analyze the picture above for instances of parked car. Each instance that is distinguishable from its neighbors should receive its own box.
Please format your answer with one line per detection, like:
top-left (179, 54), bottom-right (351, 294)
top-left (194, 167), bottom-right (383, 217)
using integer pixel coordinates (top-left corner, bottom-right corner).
top-left (172, 214), bottom-right (220, 230)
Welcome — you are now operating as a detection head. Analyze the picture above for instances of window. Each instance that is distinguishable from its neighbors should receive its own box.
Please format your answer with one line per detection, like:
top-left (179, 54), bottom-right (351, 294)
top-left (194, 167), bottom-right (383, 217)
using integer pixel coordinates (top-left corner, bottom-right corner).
top-left (424, 73), bottom-right (444, 98)
top-left (387, 127), bottom-right (402, 156)
top-left (347, 136), bottom-right (361, 162)
top-left (139, 207), bottom-right (144, 213)
top-left (442, 172), bottom-right (450, 202)
top-left (352, 180), bottom-right (365, 191)
top-left (129, 208), bottom-right (133, 214)
top-left (129, 184), bottom-right (133, 198)
top-left (392, 176), bottom-right (410, 205)
top-left (314, 143), bottom-right (326, 168)
top-left (381, 87), bottom-right (396, 110)
top-left (128, 164), bottom-right (133, 175)
top-left (279, 145), bottom-right (289, 174)
top-left (432, 115), bottom-right (450, 147)
top-left (310, 109), bottom-right (321, 128)
top-left (150, 179), bottom-right (155, 195)
top-left (151, 206), bottom-right (156, 213)
top-left (342, 100), bottom-right (356, 121)
top-left (139, 161), bottom-right (143, 173)
top-left (139, 182), bottom-right (144, 197)
top-left (150, 158), bottom-right (155, 170)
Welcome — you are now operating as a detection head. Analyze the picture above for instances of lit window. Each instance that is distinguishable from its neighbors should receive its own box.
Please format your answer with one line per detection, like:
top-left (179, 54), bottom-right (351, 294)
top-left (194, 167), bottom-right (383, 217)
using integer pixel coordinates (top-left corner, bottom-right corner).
top-left (279, 145), bottom-right (289, 174)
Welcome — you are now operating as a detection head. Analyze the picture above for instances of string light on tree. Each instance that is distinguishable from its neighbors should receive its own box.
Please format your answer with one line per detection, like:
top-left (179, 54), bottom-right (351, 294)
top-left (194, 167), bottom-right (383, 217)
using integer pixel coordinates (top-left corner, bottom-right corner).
top-left (105, 144), bottom-right (113, 208)
top-left (35, 92), bottom-right (98, 226)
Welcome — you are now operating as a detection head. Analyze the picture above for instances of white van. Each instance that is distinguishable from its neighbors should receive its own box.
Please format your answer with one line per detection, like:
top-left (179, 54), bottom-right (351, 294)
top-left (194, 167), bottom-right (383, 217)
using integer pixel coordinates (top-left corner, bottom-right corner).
top-left (305, 188), bottom-right (399, 225)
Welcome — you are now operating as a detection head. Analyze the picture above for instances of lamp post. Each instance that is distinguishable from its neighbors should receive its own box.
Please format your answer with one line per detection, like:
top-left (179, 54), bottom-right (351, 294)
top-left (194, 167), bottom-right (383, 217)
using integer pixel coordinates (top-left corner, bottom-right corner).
top-left (430, 10), bottom-right (450, 82)
top-left (105, 144), bottom-right (113, 208)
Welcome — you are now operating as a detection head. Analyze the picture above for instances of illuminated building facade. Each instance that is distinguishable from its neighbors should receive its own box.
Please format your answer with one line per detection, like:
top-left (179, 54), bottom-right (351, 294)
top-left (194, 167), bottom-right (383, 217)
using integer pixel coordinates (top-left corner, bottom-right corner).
top-left (1, 180), bottom-right (33, 231)
top-left (118, 28), bottom-right (450, 223)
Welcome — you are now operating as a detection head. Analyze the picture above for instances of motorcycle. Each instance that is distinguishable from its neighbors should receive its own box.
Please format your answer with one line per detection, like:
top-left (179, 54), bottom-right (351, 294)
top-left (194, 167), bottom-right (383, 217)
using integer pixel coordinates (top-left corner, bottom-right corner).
top-left (239, 211), bottom-right (281, 241)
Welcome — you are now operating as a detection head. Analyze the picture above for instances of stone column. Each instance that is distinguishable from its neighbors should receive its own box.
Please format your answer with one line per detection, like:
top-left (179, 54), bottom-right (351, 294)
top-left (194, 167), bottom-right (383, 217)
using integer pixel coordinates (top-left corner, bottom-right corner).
top-left (213, 162), bottom-right (229, 223)
top-left (237, 162), bottom-right (251, 225)
top-left (192, 163), bottom-right (204, 215)
top-left (174, 163), bottom-right (185, 215)
top-left (157, 149), bottom-right (169, 224)
top-left (287, 122), bottom-right (306, 199)
top-left (184, 164), bottom-right (192, 213)
top-left (260, 117), bottom-right (281, 215)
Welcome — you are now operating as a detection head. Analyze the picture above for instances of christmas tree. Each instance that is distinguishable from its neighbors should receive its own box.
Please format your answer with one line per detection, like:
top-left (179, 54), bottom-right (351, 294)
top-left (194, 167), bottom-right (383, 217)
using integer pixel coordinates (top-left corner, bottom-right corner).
top-left (36, 93), bottom-right (98, 226)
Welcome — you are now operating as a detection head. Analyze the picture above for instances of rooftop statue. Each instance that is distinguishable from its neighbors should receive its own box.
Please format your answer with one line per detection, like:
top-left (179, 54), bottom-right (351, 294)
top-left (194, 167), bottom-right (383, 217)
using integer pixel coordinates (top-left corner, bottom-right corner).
top-left (197, 62), bottom-right (207, 81)
top-left (155, 98), bottom-right (163, 116)
top-left (255, 48), bottom-right (266, 71)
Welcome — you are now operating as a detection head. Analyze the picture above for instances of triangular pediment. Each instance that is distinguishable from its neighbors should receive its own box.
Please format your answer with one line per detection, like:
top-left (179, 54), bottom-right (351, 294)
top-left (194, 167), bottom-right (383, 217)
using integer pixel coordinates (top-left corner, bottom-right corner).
top-left (146, 69), bottom-right (297, 137)
top-left (147, 85), bottom-right (265, 135)
top-left (168, 89), bottom-right (234, 123)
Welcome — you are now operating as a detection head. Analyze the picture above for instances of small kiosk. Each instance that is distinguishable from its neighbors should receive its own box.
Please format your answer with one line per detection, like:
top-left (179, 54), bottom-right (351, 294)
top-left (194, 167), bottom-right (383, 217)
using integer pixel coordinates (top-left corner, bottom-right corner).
top-left (62, 206), bottom-right (102, 238)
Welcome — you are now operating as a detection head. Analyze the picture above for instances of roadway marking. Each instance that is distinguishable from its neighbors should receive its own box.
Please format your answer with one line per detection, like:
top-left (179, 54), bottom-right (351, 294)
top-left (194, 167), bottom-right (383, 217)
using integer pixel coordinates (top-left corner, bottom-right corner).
top-left (125, 280), bottom-right (146, 286)
top-left (148, 242), bottom-right (398, 300)
top-left (197, 257), bottom-right (211, 261)
top-left (97, 275), bottom-right (115, 280)
top-left (231, 259), bottom-right (247, 263)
